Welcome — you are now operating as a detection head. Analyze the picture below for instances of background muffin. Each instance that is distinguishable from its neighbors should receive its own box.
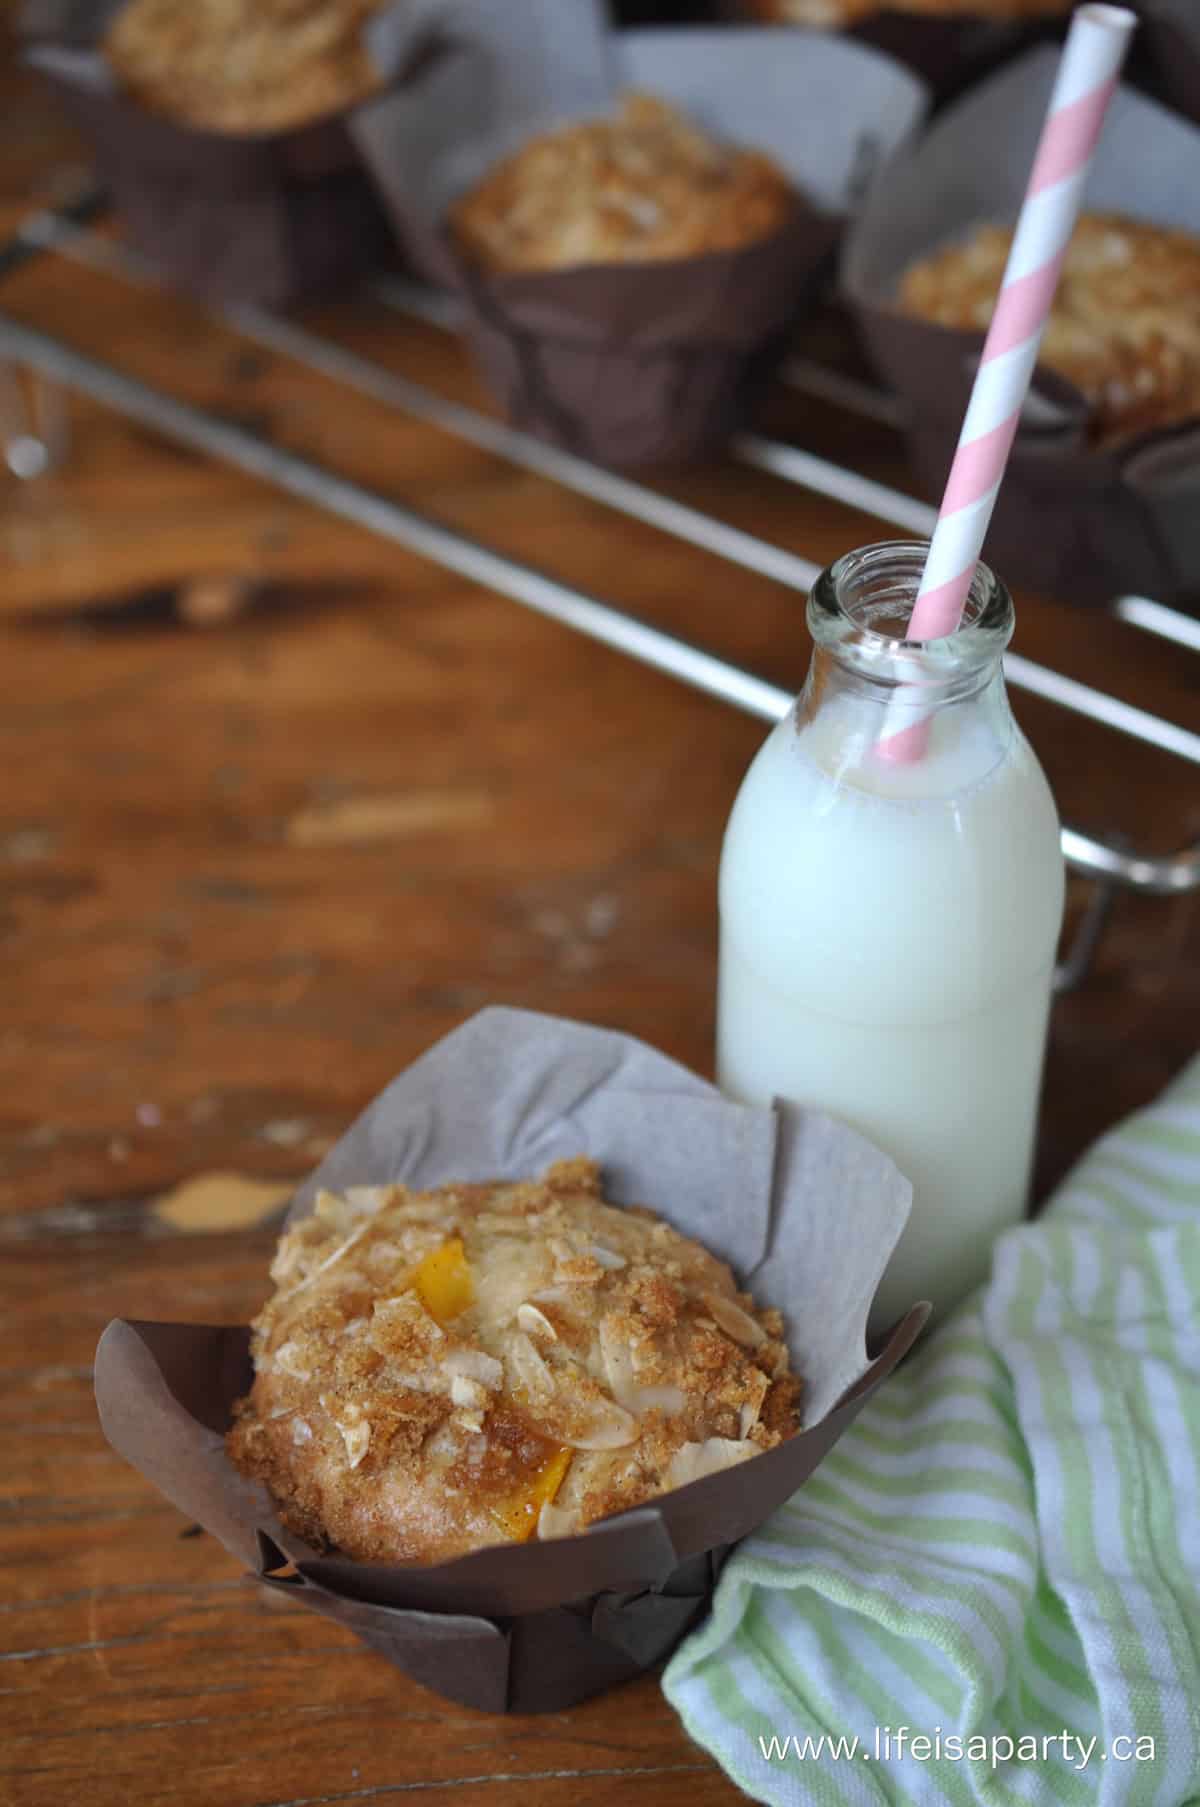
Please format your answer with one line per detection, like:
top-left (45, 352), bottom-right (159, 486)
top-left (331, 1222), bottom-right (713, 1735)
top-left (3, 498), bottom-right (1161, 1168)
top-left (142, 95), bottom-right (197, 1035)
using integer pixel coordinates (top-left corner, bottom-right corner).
top-left (104, 0), bottom-right (387, 134)
top-left (228, 1158), bottom-right (801, 1565)
top-left (842, 45), bottom-right (1200, 607)
top-left (450, 92), bottom-right (797, 274)
top-left (353, 24), bottom-right (924, 463)
top-left (899, 212), bottom-right (1200, 444)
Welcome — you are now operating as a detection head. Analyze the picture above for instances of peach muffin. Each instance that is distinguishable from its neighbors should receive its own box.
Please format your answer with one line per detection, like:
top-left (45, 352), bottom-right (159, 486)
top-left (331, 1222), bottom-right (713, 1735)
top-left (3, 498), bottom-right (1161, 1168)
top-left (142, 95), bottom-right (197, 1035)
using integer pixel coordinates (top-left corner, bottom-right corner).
top-left (104, 0), bottom-right (387, 135)
top-left (899, 211), bottom-right (1200, 444)
top-left (227, 1158), bottom-right (801, 1564)
top-left (450, 93), bottom-right (797, 274)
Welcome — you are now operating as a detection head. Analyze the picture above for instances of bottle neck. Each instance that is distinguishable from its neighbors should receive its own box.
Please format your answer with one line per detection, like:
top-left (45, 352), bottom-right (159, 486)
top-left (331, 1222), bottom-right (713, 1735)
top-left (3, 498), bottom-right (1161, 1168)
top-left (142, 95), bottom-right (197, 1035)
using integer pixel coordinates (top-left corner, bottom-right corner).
top-left (798, 640), bottom-right (1013, 728)
top-left (796, 647), bottom-right (1014, 794)
top-left (796, 542), bottom-right (1018, 798)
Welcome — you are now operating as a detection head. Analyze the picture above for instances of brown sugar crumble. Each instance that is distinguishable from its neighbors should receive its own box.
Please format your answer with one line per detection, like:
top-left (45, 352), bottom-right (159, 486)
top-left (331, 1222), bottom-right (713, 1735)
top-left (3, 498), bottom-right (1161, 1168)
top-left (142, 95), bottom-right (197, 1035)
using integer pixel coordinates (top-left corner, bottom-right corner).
top-left (227, 1159), bottom-right (802, 1564)
top-left (450, 93), bottom-right (797, 275)
top-left (899, 212), bottom-right (1200, 446)
top-left (104, 0), bottom-right (387, 136)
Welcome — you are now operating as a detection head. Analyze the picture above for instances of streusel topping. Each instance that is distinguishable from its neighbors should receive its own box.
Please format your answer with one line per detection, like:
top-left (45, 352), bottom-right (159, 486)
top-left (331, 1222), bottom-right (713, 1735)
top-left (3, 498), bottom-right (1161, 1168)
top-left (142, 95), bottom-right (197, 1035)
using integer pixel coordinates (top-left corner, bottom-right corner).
top-left (105, 0), bottom-right (386, 135)
top-left (899, 212), bottom-right (1200, 444)
top-left (227, 1158), bottom-right (801, 1564)
top-left (450, 93), bottom-right (797, 274)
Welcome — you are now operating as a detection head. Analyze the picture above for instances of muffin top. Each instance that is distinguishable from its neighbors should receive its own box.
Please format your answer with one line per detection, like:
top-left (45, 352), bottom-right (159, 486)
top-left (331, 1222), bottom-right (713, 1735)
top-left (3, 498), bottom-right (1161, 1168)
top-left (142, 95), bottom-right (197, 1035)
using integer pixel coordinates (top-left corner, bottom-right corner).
top-left (227, 1158), bottom-right (801, 1565)
top-left (898, 212), bottom-right (1200, 444)
top-left (449, 93), bottom-right (798, 274)
top-left (104, 0), bottom-right (386, 135)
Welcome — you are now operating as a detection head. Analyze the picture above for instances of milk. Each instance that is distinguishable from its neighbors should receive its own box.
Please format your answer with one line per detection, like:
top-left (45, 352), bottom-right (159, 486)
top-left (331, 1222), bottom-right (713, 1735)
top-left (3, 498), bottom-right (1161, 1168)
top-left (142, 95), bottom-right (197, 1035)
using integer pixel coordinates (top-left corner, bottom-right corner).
top-left (718, 686), bottom-right (1065, 1330)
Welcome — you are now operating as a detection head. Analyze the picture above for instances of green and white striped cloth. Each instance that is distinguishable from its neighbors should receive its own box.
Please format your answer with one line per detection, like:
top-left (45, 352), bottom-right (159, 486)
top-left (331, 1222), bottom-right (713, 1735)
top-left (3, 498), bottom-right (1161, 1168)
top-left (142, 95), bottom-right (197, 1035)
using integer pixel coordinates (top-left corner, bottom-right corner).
top-left (664, 1058), bottom-right (1200, 1806)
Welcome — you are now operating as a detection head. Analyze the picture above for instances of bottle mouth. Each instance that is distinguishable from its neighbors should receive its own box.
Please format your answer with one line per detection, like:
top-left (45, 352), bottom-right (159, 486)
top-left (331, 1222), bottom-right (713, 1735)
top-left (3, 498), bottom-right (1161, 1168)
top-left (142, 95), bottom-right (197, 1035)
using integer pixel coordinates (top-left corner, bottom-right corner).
top-left (811, 542), bottom-right (1013, 653)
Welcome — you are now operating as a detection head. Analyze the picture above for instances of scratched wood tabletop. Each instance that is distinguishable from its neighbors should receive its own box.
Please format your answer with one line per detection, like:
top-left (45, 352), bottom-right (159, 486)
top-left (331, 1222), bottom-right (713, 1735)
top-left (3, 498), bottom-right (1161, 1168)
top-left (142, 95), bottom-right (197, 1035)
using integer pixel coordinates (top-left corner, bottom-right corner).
top-left (2, 47), bottom-right (1198, 1807)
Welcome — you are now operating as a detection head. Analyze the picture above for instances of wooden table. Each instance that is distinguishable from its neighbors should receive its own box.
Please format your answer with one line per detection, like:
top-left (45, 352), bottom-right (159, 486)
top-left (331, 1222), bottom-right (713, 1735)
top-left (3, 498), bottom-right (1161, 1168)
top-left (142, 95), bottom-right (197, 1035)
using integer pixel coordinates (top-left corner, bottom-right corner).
top-left (3, 64), bottom-right (1198, 1807)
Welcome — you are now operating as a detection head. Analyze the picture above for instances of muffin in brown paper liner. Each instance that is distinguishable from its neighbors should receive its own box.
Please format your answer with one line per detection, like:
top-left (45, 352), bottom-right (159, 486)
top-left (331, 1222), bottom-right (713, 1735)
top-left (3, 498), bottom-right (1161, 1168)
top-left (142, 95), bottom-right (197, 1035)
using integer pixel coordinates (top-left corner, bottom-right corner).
top-left (451, 212), bottom-right (838, 468)
top-left (351, 13), bottom-right (928, 467)
top-left (841, 47), bottom-right (1200, 612)
top-left (21, 1), bottom-right (407, 309)
top-left (94, 1007), bottom-right (927, 1713)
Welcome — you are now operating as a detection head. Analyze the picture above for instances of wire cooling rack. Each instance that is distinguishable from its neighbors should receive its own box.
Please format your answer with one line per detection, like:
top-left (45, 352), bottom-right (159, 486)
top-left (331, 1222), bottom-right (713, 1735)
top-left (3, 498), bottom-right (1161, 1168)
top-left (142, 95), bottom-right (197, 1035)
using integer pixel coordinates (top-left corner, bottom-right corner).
top-left (2, 187), bottom-right (1198, 976)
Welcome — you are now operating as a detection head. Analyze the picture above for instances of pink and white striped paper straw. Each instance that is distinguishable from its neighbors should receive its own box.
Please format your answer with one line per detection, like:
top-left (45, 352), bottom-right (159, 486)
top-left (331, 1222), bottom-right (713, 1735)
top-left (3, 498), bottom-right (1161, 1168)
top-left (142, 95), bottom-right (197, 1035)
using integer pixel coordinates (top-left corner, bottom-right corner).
top-left (879, 3), bottom-right (1135, 763)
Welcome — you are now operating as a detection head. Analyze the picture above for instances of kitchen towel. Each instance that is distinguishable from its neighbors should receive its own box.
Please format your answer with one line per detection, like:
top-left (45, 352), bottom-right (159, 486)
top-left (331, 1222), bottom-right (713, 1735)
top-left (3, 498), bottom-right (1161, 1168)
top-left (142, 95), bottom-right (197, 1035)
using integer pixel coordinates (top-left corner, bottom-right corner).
top-left (664, 1058), bottom-right (1200, 1804)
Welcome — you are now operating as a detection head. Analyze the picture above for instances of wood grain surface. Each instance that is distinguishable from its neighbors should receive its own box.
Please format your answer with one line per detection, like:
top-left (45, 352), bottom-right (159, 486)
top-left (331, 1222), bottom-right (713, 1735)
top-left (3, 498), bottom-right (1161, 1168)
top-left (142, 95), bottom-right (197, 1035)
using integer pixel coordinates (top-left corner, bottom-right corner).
top-left (3, 57), bottom-right (1198, 1807)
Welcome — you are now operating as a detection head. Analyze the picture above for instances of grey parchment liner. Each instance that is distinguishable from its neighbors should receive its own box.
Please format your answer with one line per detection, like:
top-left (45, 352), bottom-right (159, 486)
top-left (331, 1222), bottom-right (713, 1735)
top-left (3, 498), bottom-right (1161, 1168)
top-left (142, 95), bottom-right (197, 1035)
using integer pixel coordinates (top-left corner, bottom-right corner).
top-left (842, 47), bottom-right (1200, 611)
top-left (96, 1008), bottom-right (927, 1713)
top-left (352, 9), bottom-right (928, 465)
top-left (22, 0), bottom-right (403, 308)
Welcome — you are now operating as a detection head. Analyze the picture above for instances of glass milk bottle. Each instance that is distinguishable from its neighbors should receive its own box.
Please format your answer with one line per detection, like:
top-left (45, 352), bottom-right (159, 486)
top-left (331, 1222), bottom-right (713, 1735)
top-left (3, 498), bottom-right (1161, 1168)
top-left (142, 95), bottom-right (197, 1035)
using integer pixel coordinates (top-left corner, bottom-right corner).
top-left (717, 543), bottom-right (1065, 1330)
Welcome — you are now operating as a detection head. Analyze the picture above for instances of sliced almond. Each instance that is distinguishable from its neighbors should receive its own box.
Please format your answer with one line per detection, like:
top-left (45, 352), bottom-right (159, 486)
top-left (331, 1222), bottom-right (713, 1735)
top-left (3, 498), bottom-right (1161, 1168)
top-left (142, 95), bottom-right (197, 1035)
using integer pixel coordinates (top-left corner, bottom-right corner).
top-left (393, 1199), bottom-right (461, 1222)
top-left (739, 1369), bottom-right (770, 1438)
top-left (562, 1394), bottom-right (638, 1451)
top-left (599, 1315), bottom-right (637, 1403)
top-left (363, 1236), bottom-right (407, 1268)
top-left (338, 1420), bottom-right (371, 1468)
top-left (476, 1205), bottom-right (557, 1231)
top-left (269, 1237), bottom-right (307, 1285)
top-left (516, 1302), bottom-right (558, 1341)
top-left (343, 1185), bottom-right (395, 1215)
top-left (443, 1346), bottom-right (503, 1389)
top-left (634, 1384), bottom-right (687, 1415)
top-left (589, 1243), bottom-right (627, 1270)
top-left (504, 1330), bottom-right (552, 1398)
top-left (703, 1291), bottom-right (767, 1349)
top-left (273, 1339), bottom-right (311, 1380)
top-left (450, 1373), bottom-right (488, 1410)
top-left (599, 1317), bottom-right (685, 1417)
top-left (537, 1499), bottom-right (582, 1541)
top-left (276, 1219), bottom-right (373, 1304)
top-left (666, 1437), bottom-right (757, 1489)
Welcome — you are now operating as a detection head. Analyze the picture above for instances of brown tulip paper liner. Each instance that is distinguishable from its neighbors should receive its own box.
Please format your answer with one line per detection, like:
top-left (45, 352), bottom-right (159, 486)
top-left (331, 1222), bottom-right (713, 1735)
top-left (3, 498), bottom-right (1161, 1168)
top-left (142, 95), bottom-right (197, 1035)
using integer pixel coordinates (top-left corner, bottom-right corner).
top-left (20, 0), bottom-right (411, 309)
top-left (351, 7), bottom-right (927, 465)
top-left (841, 47), bottom-right (1200, 612)
top-left (95, 1007), bottom-right (927, 1714)
top-left (730, 1), bottom-right (1071, 102)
